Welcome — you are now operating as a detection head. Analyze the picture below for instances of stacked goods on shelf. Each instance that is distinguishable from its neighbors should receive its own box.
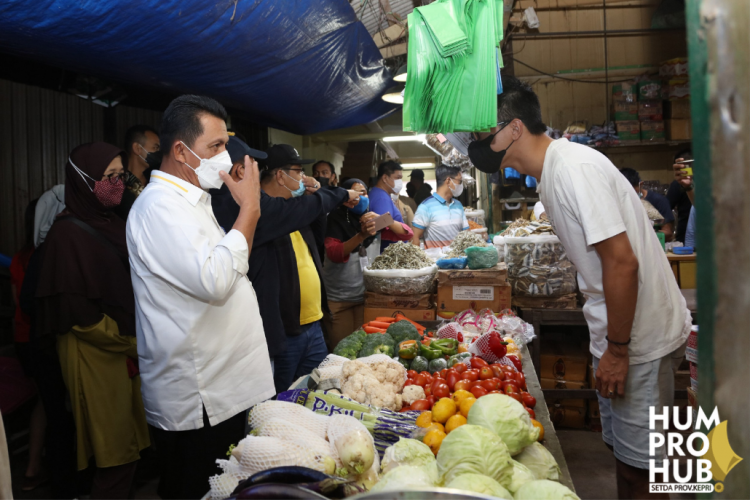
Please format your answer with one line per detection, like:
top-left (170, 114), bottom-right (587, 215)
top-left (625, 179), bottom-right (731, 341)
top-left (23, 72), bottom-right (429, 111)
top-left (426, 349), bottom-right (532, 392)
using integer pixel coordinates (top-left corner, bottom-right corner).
top-left (436, 265), bottom-right (511, 318)
top-left (541, 341), bottom-right (589, 429)
top-left (613, 82), bottom-right (641, 144)
top-left (661, 57), bottom-right (692, 140)
top-left (637, 80), bottom-right (665, 142)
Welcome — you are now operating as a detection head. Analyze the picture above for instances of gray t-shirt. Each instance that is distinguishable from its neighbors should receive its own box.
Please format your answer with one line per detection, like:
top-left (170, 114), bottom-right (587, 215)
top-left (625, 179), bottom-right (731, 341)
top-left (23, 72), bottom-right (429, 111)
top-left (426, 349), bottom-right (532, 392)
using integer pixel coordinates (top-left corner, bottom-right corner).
top-left (322, 235), bottom-right (381, 303)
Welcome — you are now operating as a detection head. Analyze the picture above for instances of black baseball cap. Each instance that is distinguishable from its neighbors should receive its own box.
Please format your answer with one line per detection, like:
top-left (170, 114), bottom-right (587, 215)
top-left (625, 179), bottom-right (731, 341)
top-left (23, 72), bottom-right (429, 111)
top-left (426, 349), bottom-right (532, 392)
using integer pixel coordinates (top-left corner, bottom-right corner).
top-left (409, 169), bottom-right (425, 179)
top-left (226, 135), bottom-right (267, 164)
top-left (263, 144), bottom-right (315, 170)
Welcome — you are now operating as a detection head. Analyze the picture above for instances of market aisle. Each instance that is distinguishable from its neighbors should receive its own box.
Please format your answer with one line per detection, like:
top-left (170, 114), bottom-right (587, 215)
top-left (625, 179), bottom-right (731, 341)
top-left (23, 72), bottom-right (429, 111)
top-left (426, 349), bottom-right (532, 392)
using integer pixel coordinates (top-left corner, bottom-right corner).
top-left (558, 430), bottom-right (617, 499)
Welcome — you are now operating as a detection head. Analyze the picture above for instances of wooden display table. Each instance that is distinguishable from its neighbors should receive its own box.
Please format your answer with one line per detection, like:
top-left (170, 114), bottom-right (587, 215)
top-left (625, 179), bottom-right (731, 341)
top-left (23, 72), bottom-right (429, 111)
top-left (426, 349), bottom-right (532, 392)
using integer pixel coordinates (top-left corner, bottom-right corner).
top-left (668, 252), bottom-right (697, 289)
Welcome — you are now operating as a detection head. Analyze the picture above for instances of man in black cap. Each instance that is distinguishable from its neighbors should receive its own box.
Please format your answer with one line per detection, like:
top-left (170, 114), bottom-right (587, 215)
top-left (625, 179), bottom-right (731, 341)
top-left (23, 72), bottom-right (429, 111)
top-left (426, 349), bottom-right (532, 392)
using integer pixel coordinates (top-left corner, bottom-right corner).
top-left (211, 140), bottom-right (359, 392)
top-left (409, 169), bottom-right (433, 206)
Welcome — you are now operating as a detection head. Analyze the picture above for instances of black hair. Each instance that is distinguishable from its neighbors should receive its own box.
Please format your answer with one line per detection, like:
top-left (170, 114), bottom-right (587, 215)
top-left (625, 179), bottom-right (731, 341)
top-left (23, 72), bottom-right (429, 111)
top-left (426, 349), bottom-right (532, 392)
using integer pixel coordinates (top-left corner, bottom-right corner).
top-left (312, 160), bottom-right (334, 174)
top-left (406, 181), bottom-right (416, 198)
top-left (160, 95), bottom-right (228, 154)
top-left (377, 160), bottom-right (403, 180)
top-left (497, 75), bottom-right (547, 135)
top-left (436, 164), bottom-right (462, 187)
top-left (619, 168), bottom-right (641, 187)
top-left (674, 148), bottom-right (693, 162)
top-left (123, 125), bottom-right (158, 160)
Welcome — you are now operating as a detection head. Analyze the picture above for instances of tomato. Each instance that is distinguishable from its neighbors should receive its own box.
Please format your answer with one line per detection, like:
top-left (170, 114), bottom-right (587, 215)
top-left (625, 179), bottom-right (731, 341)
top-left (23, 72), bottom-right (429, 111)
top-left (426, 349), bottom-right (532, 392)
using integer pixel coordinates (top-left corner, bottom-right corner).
top-left (407, 370), bottom-right (418, 379)
top-left (500, 365), bottom-right (517, 374)
top-left (463, 369), bottom-right (480, 382)
top-left (526, 407), bottom-right (536, 420)
top-left (439, 369), bottom-right (449, 379)
top-left (404, 379), bottom-right (416, 387)
top-left (414, 374), bottom-right (428, 387)
top-left (433, 381), bottom-right (451, 399)
top-left (506, 354), bottom-right (523, 372)
top-left (507, 393), bottom-right (523, 404)
top-left (454, 363), bottom-right (468, 374)
top-left (454, 380), bottom-right (472, 392)
top-left (479, 366), bottom-right (494, 380)
top-left (400, 406), bottom-right (412, 412)
top-left (424, 384), bottom-right (432, 397)
top-left (426, 395), bottom-right (436, 407)
top-left (470, 357), bottom-right (489, 369)
top-left (410, 399), bottom-right (431, 411)
top-left (515, 372), bottom-right (527, 390)
top-left (446, 372), bottom-right (459, 392)
top-left (521, 392), bottom-right (537, 408)
top-left (503, 382), bottom-right (520, 394)
top-left (446, 368), bottom-right (458, 378)
top-left (469, 380), bottom-right (485, 389)
top-left (420, 371), bottom-right (432, 379)
top-left (488, 390), bottom-right (502, 395)
top-left (481, 378), bottom-right (500, 391)
top-left (470, 386), bottom-right (488, 399)
top-left (490, 364), bottom-right (507, 380)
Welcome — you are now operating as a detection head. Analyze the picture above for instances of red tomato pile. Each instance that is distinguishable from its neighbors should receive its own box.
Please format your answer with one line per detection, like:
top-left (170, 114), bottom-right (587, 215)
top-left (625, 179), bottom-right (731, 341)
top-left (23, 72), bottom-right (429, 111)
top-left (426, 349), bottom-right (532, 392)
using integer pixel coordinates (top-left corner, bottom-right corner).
top-left (401, 354), bottom-right (537, 419)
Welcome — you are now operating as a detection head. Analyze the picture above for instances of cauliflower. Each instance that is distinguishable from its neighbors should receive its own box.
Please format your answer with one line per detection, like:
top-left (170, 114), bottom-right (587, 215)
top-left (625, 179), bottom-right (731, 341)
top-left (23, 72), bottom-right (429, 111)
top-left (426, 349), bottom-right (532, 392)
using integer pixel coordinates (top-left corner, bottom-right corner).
top-left (341, 358), bottom-right (405, 411)
top-left (402, 385), bottom-right (426, 406)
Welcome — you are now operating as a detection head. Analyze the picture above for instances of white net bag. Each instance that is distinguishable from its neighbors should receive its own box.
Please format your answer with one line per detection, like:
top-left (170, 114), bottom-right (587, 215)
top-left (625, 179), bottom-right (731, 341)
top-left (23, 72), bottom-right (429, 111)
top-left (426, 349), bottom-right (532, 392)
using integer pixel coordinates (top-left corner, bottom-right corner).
top-left (248, 400), bottom-right (329, 440)
top-left (317, 353), bottom-right (350, 381)
top-left (257, 417), bottom-right (335, 460)
top-left (326, 414), bottom-right (379, 476)
top-left (208, 458), bottom-right (245, 500)
top-left (355, 354), bottom-right (407, 387)
top-left (236, 435), bottom-right (335, 477)
top-left (468, 331), bottom-right (513, 365)
top-left (437, 322), bottom-right (463, 341)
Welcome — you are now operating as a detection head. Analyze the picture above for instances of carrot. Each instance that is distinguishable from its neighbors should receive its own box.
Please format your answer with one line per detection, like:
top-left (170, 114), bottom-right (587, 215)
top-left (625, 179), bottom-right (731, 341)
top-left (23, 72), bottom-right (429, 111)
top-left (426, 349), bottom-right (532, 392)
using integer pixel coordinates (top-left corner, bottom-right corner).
top-left (375, 317), bottom-right (398, 323)
top-left (368, 321), bottom-right (393, 329)
top-left (395, 314), bottom-right (426, 332)
top-left (363, 326), bottom-right (387, 334)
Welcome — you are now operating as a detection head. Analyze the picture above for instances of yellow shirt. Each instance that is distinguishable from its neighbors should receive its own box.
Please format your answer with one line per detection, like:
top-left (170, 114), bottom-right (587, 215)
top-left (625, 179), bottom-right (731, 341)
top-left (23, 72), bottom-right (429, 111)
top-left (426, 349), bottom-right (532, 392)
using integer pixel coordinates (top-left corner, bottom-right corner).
top-left (290, 231), bottom-right (323, 325)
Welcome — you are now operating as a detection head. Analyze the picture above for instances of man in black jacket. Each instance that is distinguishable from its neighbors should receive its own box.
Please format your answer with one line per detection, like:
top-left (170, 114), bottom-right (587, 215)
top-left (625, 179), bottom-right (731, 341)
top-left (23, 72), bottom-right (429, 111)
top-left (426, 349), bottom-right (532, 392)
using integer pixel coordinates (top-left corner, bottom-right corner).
top-left (211, 139), bottom-right (358, 392)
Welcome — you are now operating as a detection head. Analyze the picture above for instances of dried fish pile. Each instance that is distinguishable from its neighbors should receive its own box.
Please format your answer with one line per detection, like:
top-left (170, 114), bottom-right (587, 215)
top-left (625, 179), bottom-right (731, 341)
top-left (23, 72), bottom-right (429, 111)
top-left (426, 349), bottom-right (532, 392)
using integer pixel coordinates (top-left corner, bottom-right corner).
top-left (505, 237), bottom-right (577, 297)
top-left (502, 219), bottom-right (555, 237)
top-left (641, 199), bottom-right (663, 220)
top-left (446, 231), bottom-right (488, 258)
top-left (370, 241), bottom-right (433, 270)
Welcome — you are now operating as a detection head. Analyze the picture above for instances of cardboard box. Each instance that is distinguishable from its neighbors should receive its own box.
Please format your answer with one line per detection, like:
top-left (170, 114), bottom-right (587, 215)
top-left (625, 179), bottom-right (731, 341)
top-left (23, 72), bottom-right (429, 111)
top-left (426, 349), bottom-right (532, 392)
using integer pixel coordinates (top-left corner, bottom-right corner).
top-left (666, 99), bottom-right (691, 119)
top-left (542, 378), bottom-right (587, 408)
top-left (540, 341), bottom-right (588, 382)
top-left (667, 78), bottom-right (690, 100)
top-left (589, 399), bottom-right (601, 419)
top-left (614, 101), bottom-right (638, 120)
top-left (666, 119), bottom-right (692, 140)
top-left (687, 387), bottom-right (698, 411)
top-left (638, 100), bottom-right (663, 120)
top-left (616, 120), bottom-right (641, 143)
top-left (437, 264), bottom-right (508, 286)
top-left (512, 293), bottom-right (578, 310)
top-left (612, 82), bottom-right (637, 102)
top-left (641, 120), bottom-right (665, 142)
top-left (436, 283), bottom-right (511, 316)
top-left (549, 405), bottom-right (586, 429)
top-left (364, 292), bottom-right (433, 310)
top-left (363, 307), bottom-right (436, 323)
top-left (686, 325), bottom-right (698, 363)
top-left (638, 80), bottom-right (662, 100)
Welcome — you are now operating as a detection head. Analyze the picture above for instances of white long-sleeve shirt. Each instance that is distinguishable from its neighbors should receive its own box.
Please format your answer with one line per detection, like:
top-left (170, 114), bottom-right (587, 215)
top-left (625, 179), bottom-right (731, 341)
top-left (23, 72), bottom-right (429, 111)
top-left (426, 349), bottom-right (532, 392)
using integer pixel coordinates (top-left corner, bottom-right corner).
top-left (126, 171), bottom-right (275, 431)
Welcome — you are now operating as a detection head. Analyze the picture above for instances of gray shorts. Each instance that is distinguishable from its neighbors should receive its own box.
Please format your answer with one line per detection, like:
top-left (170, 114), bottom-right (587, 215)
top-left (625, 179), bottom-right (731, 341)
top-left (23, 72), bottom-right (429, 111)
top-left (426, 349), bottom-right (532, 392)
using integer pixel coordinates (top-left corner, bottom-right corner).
top-left (593, 344), bottom-right (685, 470)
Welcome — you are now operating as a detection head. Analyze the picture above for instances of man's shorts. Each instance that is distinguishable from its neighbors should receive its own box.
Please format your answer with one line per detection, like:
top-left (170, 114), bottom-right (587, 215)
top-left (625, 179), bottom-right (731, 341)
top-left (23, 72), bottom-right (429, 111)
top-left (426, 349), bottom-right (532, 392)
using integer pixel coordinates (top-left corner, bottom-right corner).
top-left (593, 344), bottom-right (686, 469)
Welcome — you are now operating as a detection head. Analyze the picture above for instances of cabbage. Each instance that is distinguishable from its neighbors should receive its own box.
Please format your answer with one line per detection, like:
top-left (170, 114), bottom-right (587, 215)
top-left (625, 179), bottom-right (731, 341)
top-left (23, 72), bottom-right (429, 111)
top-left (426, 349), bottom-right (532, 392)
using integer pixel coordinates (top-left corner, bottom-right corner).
top-left (436, 424), bottom-right (513, 485)
top-left (515, 442), bottom-right (561, 481)
top-left (466, 394), bottom-right (540, 455)
top-left (381, 438), bottom-right (438, 483)
top-left (500, 460), bottom-right (535, 494)
top-left (369, 465), bottom-right (436, 492)
top-left (514, 479), bottom-right (581, 500)
top-left (445, 474), bottom-right (513, 499)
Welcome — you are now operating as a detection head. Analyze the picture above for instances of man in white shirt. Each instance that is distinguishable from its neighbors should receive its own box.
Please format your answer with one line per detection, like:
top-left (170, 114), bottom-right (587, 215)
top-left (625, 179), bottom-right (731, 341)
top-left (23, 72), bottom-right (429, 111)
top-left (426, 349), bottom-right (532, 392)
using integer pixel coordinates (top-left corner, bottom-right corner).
top-left (127, 95), bottom-right (275, 499)
top-left (468, 76), bottom-right (690, 498)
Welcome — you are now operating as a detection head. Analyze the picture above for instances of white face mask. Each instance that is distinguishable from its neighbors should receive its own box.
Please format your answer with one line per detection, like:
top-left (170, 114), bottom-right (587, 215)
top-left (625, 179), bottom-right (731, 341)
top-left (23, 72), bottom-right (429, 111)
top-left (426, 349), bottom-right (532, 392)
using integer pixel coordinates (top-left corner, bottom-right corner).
top-left (449, 177), bottom-right (464, 197)
top-left (386, 176), bottom-right (403, 195)
top-left (180, 141), bottom-right (233, 191)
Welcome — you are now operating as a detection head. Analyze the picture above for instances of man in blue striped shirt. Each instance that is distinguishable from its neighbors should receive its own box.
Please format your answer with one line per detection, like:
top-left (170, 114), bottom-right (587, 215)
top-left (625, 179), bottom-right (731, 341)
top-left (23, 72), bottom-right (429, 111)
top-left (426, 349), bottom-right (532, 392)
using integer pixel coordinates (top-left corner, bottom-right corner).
top-left (412, 165), bottom-right (469, 248)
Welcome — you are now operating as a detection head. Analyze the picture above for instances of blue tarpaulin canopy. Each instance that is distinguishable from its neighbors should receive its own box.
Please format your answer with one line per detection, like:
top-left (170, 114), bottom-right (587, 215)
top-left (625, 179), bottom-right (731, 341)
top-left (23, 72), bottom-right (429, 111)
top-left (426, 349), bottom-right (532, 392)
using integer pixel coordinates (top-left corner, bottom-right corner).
top-left (0, 0), bottom-right (398, 134)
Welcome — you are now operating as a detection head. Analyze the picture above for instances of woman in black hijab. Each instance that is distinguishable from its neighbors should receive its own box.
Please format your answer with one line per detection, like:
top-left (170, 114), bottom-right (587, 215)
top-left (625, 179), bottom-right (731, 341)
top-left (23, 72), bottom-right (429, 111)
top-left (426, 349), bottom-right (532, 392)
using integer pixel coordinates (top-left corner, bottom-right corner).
top-left (36, 142), bottom-right (149, 499)
top-left (321, 179), bottom-right (381, 347)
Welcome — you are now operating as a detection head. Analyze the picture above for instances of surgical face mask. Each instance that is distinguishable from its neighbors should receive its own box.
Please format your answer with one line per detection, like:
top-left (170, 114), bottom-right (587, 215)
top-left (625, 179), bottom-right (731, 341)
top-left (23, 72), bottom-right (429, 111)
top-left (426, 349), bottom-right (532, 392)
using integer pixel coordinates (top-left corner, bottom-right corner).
top-left (180, 141), bottom-right (232, 191)
top-left (70, 158), bottom-right (125, 208)
top-left (386, 176), bottom-right (403, 195)
top-left (283, 170), bottom-right (306, 198)
top-left (448, 177), bottom-right (464, 197)
top-left (138, 144), bottom-right (163, 170)
top-left (349, 195), bottom-right (369, 215)
top-left (468, 124), bottom-right (515, 174)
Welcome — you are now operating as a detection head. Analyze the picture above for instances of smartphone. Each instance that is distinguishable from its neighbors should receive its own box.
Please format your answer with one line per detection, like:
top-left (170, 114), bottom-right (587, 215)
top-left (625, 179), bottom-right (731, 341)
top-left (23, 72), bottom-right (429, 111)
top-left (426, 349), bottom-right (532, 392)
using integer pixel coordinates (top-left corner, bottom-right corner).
top-left (371, 213), bottom-right (394, 232)
top-left (676, 159), bottom-right (694, 164)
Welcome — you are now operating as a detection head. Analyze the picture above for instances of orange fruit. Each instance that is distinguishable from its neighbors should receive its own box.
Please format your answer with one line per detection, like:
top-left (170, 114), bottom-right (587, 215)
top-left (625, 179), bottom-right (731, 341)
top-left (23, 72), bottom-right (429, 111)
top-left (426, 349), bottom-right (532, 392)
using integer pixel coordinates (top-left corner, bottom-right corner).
top-left (531, 419), bottom-right (544, 441)
top-left (423, 428), bottom-right (447, 455)
top-left (424, 422), bottom-right (445, 434)
top-left (452, 390), bottom-right (473, 407)
top-left (432, 398), bottom-right (457, 423)
top-left (458, 343), bottom-right (469, 353)
top-left (459, 397), bottom-right (477, 418)
top-left (445, 414), bottom-right (467, 433)
top-left (416, 411), bottom-right (433, 428)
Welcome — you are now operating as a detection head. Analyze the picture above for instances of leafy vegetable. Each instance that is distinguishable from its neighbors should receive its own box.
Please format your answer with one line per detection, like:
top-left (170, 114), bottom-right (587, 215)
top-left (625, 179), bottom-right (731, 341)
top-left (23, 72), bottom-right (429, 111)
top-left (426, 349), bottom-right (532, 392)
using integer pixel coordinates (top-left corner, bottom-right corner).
top-left (334, 330), bottom-right (367, 359)
top-left (381, 438), bottom-right (438, 483)
top-left (514, 442), bottom-right (561, 481)
top-left (387, 320), bottom-right (421, 345)
top-left (501, 460), bottom-right (536, 494)
top-left (436, 424), bottom-right (512, 484)
top-left (410, 356), bottom-right (429, 372)
top-left (445, 474), bottom-right (513, 499)
top-left (358, 333), bottom-right (396, 358)
top-left (369, 465), bottom-right (436, 493)
top-left (428, 358), bottom-right (448, 374)
top-left (466, 394), bottom-right (540, 455)
top-left (514, 479), bottom-right (581, 500)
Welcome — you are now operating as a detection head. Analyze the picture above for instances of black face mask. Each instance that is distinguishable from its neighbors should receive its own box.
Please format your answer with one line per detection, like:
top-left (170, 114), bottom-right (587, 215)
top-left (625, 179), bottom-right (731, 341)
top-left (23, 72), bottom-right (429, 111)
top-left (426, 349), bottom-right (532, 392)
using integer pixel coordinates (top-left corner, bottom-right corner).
top-left (468, 127), bottom-right (514, 174)
top-left (313, 176), bottom-right (330, 188)
top-left (139, 149), bottom-right (163, 170)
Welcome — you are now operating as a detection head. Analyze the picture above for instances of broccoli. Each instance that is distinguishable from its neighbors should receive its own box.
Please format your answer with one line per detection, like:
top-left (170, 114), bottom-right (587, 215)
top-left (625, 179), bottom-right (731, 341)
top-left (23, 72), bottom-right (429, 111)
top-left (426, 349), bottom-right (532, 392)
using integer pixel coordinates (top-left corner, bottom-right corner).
top-left (333, 330), bottom-right (367, 359)
top-left (386, 320), bottom-right (421, 345)
top-left (358, 333), bottom-right (396, 358)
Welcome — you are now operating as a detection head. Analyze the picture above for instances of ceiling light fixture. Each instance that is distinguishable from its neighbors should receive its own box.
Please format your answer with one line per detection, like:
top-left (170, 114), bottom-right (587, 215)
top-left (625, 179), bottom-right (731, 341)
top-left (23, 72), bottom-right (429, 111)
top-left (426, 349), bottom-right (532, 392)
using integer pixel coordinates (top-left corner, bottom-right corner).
top-left (382, 85), bottom-right (404, 104)
top-left (394, 65), bottom-right (407, 82)
top-left (401, 162), bottom-right (434, 169)
top-left (382, 134), bottom-right (426, 142)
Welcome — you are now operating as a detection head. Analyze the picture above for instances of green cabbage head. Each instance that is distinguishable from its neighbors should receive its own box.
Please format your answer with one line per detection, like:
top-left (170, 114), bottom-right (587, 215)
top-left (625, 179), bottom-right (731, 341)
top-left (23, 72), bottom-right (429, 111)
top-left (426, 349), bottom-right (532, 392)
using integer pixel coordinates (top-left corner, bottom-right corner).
top-left (369, 465), bottom-right (436, 493)
top-left (380, 438), bottom-right (438, 483)
top-left (500, 460), bottom-right (536, 494)
top-left (515, 442), bottom-right (561, 481)
top-left (436, 424), bottom-right (512, 485)
top-left (466, 394), bottom-right (540, 455)
top-left (514, 479), bottom-right (581, 500)
top-left (445, 474), bottom-right (513, 499)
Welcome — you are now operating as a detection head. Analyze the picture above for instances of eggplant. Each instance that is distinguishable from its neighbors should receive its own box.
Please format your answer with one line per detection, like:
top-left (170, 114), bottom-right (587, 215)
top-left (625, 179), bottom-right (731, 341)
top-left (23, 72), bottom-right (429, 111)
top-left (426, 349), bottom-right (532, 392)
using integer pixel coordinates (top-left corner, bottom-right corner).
top-left (232, 467), bottom-right (329, 494)
top-left (233, 483), bottom-right (329, 499)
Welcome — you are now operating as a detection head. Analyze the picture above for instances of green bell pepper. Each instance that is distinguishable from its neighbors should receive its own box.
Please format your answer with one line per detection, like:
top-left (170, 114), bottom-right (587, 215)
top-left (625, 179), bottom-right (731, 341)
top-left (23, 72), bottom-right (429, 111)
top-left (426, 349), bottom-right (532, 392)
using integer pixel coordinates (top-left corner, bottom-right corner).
top-left (419, 342), bottom-right (442, 361)
top-left (431, 338), bottom-right (458, 357)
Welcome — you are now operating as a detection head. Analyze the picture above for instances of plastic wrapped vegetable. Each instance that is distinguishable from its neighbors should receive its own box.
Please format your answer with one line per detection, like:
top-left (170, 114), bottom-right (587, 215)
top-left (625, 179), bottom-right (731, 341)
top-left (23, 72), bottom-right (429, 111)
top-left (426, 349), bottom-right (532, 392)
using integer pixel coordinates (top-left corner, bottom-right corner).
top-left (465, 245), bottom-right (499, 269)
top-left (514, 442), bottom-right (561, 481)
top-left (358, 333), bottom-right (396, 358)
top-left (436, 424), bottom-right (513, 485)
top-left (387, 320), bottom-right (421, 345)
top-left (466, 394), bottom-right (540, 455)
top-left (369, 465), bottom-right (436, 493)
top-left (445, 474), bottom-right (513, 499)
top-left (333, 330), bottom-right (367, 359)
top-left (380, 438), bottom-right (438, 483)
top-left (514, 479), bottom-right (581, 499)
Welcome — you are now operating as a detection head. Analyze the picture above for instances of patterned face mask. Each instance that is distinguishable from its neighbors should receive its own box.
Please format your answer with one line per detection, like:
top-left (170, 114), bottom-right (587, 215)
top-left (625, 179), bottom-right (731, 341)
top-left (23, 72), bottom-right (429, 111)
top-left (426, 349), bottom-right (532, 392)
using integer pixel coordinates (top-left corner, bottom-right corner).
top-left (70, 158), bottom-right (126, 208)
